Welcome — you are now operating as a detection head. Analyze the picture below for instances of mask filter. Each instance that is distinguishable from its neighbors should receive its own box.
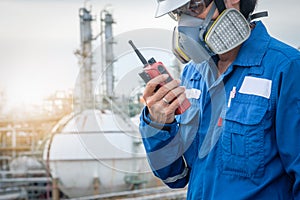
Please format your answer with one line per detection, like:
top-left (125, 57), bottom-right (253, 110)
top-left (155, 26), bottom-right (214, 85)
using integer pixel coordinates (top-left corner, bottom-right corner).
top-left (205, 8), bottom-right (250, 55)
top-left (172, 27), bottom-right (191, 63)
top-left (172, 14), bottom-right (215, 64)
top-left (173, 26), bottom-right (214, 64)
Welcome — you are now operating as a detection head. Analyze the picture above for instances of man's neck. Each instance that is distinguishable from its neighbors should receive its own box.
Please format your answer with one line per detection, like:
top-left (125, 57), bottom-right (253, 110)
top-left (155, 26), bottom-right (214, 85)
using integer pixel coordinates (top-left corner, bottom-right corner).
top-left (217, 45), bottom-right (241, 76)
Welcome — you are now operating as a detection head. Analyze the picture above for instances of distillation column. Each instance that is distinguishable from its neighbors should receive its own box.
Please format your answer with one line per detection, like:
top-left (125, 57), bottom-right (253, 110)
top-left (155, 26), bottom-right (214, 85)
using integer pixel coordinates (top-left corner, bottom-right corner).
top-left (78, 8), bottom-right (94, 111)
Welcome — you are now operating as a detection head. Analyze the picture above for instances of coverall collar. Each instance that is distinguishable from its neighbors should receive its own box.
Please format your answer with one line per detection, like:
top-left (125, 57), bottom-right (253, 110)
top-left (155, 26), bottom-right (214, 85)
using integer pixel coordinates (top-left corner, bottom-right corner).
top-left (233, 21), bottom-right (271, 67)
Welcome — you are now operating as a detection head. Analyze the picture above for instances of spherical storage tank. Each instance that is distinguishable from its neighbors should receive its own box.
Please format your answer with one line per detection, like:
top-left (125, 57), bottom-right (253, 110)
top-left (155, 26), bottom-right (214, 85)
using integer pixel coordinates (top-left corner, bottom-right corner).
top-left (43, 109), bottom-right (161, 198)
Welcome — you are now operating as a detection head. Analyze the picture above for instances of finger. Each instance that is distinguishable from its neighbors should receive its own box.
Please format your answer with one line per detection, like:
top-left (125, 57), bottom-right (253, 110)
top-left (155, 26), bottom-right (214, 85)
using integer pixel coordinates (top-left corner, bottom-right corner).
top-left (163, 86), bottom-right (185, 104)
top-left (167, 92), bottom-right (187, 112)
top-left (145, 79), bottom-right (181, 107)
top-left (152, 79), bottom-right (181, 102)
top-left (143, 74), bottom-right (169, 98)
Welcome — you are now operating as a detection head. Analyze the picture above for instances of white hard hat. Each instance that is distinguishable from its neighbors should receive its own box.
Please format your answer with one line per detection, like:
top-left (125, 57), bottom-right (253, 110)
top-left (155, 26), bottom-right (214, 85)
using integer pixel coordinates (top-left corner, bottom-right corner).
top-left (155, 0), bottom-right (190, 17)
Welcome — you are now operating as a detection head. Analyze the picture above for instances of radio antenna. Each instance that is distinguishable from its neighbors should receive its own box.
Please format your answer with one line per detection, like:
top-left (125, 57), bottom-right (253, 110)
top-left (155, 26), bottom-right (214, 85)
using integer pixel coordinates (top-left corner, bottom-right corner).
top-left (128, 40), bottom-right (148, 66)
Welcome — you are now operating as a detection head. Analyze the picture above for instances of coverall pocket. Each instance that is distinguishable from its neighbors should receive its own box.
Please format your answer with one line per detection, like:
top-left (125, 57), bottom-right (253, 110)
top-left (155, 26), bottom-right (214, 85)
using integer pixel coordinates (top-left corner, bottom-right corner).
top-left (221, 95), bottom-right (268, 178)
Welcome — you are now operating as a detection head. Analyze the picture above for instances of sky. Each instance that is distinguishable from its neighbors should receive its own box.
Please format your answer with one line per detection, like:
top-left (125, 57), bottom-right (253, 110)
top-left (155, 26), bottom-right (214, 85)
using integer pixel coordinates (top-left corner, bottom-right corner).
top-left (0, 0), bottom-right (299, 106)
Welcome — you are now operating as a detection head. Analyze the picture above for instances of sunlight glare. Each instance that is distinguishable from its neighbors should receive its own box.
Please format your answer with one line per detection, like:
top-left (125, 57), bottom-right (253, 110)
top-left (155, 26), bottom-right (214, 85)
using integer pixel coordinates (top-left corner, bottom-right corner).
top-left (5, 78), bottom-right (47, 108)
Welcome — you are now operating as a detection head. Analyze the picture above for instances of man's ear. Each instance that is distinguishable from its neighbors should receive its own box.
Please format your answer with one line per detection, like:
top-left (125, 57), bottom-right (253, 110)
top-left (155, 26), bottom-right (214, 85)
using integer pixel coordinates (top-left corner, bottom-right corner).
top-left (224, 0), bottom-right (240, 9)
top-left (230, 0), bottom-right (240, 4)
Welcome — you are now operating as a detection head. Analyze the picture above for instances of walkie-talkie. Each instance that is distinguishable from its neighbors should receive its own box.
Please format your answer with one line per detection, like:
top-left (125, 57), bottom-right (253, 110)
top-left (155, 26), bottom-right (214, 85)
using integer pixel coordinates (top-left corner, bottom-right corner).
top-left (128, 40), bottom-right (190, 115)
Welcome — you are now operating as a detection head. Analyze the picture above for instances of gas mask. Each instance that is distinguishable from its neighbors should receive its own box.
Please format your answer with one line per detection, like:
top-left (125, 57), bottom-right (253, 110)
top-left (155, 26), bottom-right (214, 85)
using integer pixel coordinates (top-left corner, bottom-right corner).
top-left (172, 2), bottom-right (267, 64)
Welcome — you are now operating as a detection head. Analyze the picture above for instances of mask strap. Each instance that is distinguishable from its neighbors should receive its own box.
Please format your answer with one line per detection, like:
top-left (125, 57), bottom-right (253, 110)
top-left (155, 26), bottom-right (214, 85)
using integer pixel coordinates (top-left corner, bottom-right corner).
top-left (248, 11), bottom-right (268, 22)
top-left (199, 2), bottom-right (216, 39)
top-left (214, 0), bottom-right (226, 14)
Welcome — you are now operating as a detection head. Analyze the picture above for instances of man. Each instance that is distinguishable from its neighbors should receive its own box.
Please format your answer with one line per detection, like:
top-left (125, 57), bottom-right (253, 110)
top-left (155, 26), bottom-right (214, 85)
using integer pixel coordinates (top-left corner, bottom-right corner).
top-left (139, 0), bottom-right (300, 199)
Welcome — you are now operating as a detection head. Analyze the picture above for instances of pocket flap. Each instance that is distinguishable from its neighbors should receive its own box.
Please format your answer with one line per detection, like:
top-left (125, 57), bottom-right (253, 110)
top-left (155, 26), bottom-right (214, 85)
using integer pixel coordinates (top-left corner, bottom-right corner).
top-left (189, 71), bottom-right (201, 81)
top-left (225, 98), bottom-right (268, 125)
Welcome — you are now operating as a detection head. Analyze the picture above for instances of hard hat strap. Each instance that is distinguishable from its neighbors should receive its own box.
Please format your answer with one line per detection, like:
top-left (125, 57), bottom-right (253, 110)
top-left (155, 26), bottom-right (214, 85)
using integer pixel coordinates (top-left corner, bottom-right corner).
top-left (199, 2), bottom-right (216, 39)
top-left (214, 0), bottom-right (226, 14)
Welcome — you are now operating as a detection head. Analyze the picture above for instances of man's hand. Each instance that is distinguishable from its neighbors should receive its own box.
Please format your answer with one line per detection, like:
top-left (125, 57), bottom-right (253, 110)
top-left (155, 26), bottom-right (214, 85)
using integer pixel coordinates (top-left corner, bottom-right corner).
top-left (142, 74), bottom-right (187, 124)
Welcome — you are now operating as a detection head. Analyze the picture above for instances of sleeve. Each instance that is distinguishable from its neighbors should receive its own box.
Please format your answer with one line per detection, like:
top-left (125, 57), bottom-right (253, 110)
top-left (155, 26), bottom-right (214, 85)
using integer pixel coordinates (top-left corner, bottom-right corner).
top-left (276, 58), bottom-right (300, 198)
top-left (139, 107), bottom-right (190, 188)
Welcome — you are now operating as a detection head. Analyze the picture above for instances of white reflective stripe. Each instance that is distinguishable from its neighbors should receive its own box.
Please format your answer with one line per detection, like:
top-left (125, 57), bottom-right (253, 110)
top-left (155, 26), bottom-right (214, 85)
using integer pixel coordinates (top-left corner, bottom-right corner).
top-left (162, 156), bottom-right (189, 184)
top-left (163, 167), bottom-right (189, 184)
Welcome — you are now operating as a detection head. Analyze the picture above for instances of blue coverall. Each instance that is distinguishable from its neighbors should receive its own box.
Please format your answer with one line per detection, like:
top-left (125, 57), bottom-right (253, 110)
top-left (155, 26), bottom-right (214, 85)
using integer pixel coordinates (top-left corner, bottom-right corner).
top-left (139, 21), bottom-right (300, 199)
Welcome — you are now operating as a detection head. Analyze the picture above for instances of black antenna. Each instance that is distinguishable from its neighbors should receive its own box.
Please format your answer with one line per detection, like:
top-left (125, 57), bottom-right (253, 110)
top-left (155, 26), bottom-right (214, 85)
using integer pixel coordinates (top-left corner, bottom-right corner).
top-left (128, 40), bottom-right (148, 66)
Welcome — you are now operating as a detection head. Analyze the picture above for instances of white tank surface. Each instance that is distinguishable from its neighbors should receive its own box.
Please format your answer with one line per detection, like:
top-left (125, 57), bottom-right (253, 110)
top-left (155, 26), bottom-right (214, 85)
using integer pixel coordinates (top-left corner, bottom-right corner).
top-left (43, 109), bottom-right (161, 198)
